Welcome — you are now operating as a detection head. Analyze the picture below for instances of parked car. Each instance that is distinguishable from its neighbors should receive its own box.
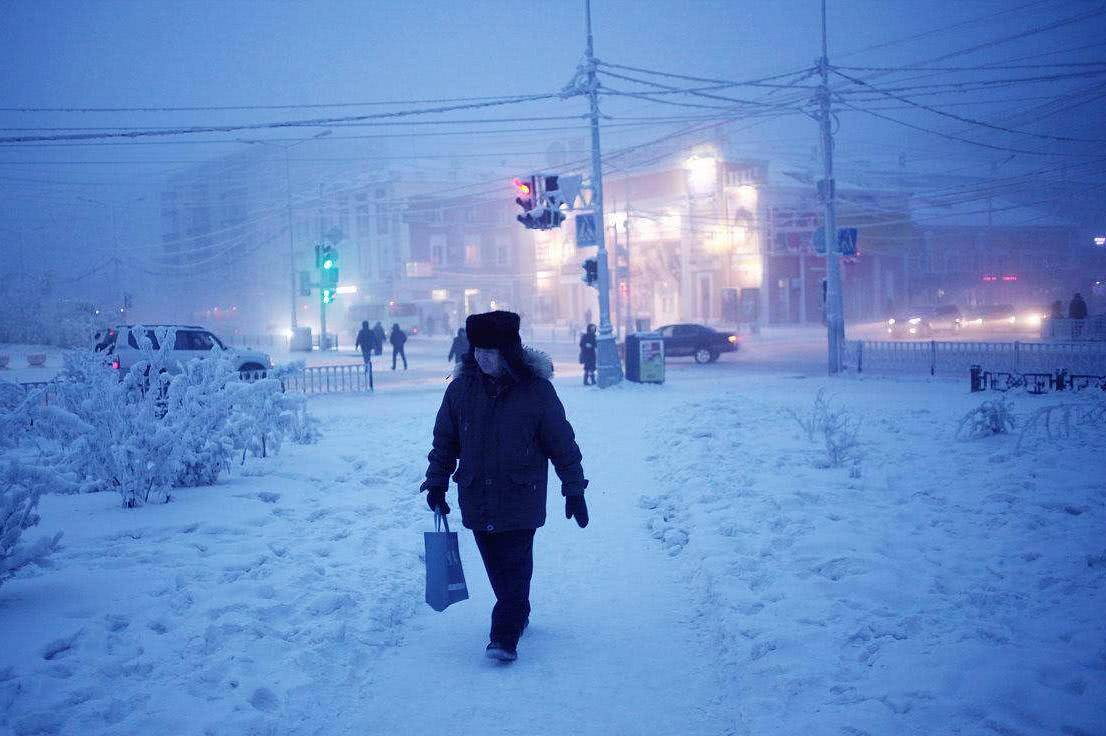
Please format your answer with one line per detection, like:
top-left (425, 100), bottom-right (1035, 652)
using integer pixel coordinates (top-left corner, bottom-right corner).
top-left (94, 325), bottom-right (272, 375)
top-left (886, 304), bottom-right (962, 338)
top-left (655, 323), bottom-right (739, 363)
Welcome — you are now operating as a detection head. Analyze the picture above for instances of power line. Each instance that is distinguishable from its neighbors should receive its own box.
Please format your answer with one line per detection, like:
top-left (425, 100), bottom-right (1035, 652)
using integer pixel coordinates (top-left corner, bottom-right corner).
top-left (831, 68), bottom-right (1106, 143)
top-left (0, 92), bottom-right (568, 144)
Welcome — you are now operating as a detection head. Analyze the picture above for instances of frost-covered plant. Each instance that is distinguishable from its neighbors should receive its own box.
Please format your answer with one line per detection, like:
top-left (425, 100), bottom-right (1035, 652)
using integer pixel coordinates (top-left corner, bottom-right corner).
top-left (36, 332), bottom-right (183, 506)
top-left (788, 388), bottom-right (862, 467)
top-left (1, 460), bottom-right (64, 589)
top-left (956, 396), bottom-right (1016, 440)
top-left (0, 380), bottom-right (43, 449)
top-left (164, 352), bottom-right (238, 487)
top-left (1016, 394), bottom-right (1106, 450)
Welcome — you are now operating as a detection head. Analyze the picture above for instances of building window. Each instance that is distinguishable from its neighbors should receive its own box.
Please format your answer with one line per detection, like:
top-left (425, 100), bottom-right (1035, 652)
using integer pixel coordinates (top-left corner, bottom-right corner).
top-left (431, 235), bottom-right (446, 266)
top-left (465, 243), bottom-right (480, 266)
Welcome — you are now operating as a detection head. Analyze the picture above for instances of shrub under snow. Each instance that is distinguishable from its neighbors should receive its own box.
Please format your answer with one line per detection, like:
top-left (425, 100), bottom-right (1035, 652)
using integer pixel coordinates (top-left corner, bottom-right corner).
top-left (4, 329), bottom-right (319, 508)
top-left (788, 388), bottom-right (862, 467)
top-left (956, 396), bottom-right (1016, 440)
top-left (1, 461), bottom-right (64, 589)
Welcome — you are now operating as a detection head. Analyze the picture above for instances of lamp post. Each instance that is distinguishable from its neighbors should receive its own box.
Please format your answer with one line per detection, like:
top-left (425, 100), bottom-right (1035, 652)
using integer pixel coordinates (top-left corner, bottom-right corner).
top-left (239, 129), bottom-right (332, 332)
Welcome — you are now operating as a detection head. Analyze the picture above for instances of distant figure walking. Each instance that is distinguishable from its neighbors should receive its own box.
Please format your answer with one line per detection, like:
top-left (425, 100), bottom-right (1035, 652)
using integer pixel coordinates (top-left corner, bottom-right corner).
top-left (579, 323), bottom-right (597, 386)
top-left (372, 321), bottom-right (386, 356)
top-left (1069, 292), bottom-right (1088, 320)
top-left (390, 323), bottom-right (408, 370)
top-left (448, 328), bottom-right (470, 364)
top-left (355, 320), bottom-right (379, 389)
top-left (1050, 300), bottom-right (1065, 320)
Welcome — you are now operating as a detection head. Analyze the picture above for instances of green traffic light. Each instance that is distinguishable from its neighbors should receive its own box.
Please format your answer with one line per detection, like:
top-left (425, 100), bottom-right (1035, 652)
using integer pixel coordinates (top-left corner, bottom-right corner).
top-left (323, 259), bottom-right (334, 270)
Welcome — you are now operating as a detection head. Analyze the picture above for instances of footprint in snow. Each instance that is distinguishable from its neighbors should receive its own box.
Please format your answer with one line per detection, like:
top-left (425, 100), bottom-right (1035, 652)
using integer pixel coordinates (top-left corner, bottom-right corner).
top-left (249, 687), bottom-right (281, 713)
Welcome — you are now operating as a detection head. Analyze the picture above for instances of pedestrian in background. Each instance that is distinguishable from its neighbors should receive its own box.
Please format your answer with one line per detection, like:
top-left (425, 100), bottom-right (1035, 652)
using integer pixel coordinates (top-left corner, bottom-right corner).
top-left (421, 310), bottom-right (589, 663)
top-left (1050, 300), bottom-right (1065, 320)
top-left (1069, 292), bottom-right (1088, 320)
top-left (372, 321), bottom-right (386, 356)
top-left (390, 323), bottom-right (408, 370)
top-left (579, 323), bottom-right (597, 386)
top-left (355, 320), bottom-right (380, 366)
top-left (447, 327), bottom-right (469, 364)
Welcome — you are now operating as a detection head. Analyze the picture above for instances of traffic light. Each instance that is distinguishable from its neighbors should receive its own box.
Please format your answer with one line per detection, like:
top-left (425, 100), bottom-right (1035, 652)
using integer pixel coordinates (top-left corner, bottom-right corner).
top-left (513, 173), bottom-right (579, 230)
top-left (321, 287), bottom-right (335, 305)
top-left (582, 257), bottom-right (598, 287)
top-left (320, 245), bottom-right (339, 290)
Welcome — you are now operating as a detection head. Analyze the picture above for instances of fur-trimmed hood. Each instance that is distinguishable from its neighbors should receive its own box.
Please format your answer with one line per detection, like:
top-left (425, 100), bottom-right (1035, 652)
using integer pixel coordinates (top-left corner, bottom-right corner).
top-left (452, 345), bottom-right (553, 382)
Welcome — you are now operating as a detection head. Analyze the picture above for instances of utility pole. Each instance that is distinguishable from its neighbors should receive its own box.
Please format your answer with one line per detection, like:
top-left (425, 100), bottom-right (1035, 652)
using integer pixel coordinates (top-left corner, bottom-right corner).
top-left (624, 204), bottom-right (633, 335)
top-left (584, 0), bottom-right (623, 387)
top-left (817, 0), bottom-right (845, 374)
top-left (284, 150), bottom-right (297, 330)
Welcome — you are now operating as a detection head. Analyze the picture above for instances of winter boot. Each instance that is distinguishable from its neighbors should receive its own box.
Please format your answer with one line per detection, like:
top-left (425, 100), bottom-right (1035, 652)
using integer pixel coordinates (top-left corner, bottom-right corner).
top-left (485, 641), bottom-right (518, 662)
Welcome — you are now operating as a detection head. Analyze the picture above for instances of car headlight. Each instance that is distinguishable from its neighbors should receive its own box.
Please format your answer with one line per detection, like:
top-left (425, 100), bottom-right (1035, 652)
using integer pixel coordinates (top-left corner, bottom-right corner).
top-left (887, 318), bottom-right (896, 325)
top-left (727, 335), bottom-right (737, 344)
top-left (908, 317), bottom-right (921, 325)
top-left (1008, 315), bottom-right (1016, 324)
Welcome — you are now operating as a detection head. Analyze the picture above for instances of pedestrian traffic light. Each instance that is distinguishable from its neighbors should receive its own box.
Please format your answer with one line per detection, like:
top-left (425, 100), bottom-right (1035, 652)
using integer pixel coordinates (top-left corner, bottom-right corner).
top-left (582, 257), bottom-right (598, 287)
top-left (321, 287), bottom-right (335, 305)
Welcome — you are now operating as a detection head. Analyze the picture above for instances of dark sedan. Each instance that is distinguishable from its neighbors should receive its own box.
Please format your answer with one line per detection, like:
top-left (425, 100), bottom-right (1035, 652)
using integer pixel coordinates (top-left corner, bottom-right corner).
top-left (656, 323), bottom-right (739, 363)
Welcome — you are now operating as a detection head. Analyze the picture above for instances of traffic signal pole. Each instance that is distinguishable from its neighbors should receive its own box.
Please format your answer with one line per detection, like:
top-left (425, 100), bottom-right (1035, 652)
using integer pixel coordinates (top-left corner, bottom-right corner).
top-left (818, 0), bottom-right (845, 374)
top-left (584, 0), bottom-right (622, 388)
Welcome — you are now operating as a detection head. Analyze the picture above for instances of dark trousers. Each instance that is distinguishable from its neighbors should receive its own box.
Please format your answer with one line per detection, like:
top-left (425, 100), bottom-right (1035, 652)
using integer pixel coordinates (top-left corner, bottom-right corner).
top-left (392, 346), bottom-right (407, 369)
top-left (473, 529), bottom-right (535, 647)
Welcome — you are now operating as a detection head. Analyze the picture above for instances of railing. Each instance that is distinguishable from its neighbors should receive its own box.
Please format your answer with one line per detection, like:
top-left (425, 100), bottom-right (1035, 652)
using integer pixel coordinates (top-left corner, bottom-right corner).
top-left (1041, 316), bottom-right (1106, 342)
top-left (846, 340), bottom-right (1106, 377)
top-left (277, 364), bottom-right (373, 394)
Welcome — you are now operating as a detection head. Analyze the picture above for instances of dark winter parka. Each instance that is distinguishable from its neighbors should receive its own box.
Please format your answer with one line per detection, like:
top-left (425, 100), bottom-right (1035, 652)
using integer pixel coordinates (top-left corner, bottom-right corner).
top-left (423, 347), bottom-right (587, 532)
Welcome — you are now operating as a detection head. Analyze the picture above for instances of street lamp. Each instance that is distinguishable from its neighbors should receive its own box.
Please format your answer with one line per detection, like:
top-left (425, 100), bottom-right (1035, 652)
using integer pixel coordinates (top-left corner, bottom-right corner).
top-left (238, 128), bottom-right (332, 332)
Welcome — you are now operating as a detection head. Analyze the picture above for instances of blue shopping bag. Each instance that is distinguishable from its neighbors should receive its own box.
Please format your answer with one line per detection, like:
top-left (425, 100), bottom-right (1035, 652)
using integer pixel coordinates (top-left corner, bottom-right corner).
top-left (424, 510), bottom-right (469, 612)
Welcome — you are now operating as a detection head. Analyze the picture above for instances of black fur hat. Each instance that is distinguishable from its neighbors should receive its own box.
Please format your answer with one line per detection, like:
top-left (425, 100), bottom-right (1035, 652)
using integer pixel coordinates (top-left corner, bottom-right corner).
top-left (465, 310), bottom-right (521, 350)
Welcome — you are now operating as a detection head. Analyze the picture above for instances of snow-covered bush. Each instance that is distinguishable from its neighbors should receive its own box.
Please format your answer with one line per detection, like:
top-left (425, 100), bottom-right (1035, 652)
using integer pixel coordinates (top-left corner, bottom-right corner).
top-left (164, 353), bottom-right (238, 487)
top-left (788, 388), bottom-right (862, 467)
top-left (1016, 394), bottom-right (1106, 450)
top-left (956, 396), bottom-right (1016, 440)
top-left (9, 336), bottom-right (320, 507)
top-left (38, 340), bottom-right (182, 506)
top-left (1, 461), bottom-right (64, 590)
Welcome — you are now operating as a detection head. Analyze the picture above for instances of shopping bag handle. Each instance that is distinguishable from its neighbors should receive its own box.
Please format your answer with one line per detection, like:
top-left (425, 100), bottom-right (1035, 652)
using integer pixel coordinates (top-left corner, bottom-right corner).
top-left (434, 509), bottom-right (451, 533)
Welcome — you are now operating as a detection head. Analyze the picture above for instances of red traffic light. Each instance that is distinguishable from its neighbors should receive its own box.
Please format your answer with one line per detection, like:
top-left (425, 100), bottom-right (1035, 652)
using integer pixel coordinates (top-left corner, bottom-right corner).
top-left (513, 177), bottom-right (531, 196)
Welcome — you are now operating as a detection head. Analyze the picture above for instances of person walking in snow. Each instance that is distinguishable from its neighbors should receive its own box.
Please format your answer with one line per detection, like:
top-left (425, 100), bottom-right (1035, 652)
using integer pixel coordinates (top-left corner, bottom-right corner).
top-left (447, 327), bottom-right (469, 364)
top-left (372, 321), bottom-right (386, 356)
top-left (355, 320), bottom-right (380, 366)
top-left (390, 323), bottom-right (408, 370)
top-left (579, 323), bottom-right (597, 386)
top-left (421, 310), bottom-right (589, 662)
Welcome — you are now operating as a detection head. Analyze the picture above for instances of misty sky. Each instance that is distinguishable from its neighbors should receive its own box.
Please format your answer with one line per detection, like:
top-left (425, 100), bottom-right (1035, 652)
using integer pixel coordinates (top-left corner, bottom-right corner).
top-left (1, 0), bottom-right (1103, 294)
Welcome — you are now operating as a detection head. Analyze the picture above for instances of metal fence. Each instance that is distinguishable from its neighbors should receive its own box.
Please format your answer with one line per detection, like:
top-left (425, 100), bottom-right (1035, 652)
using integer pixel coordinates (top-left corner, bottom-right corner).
top-left (846, 340), bottom-right (1106, 377)
top-left (1042, 316), bottom-right (1106, 342)
top-left (278, 364), bottom-right (373, 394)
top-left (19, 364), bottom-right (374, 401)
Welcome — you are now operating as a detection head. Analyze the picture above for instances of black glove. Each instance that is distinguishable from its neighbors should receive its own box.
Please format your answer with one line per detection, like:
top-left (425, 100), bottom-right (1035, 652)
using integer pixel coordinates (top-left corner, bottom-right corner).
top-left (425, 487), bottom-right (450, 514)
top-left (565, 494), bottom-right (589, 528)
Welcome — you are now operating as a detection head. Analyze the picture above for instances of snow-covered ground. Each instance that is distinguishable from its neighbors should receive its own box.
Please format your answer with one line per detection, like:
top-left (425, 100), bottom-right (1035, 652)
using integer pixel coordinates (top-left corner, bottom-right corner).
top-left (2, 356), bottom-right (1104, 735)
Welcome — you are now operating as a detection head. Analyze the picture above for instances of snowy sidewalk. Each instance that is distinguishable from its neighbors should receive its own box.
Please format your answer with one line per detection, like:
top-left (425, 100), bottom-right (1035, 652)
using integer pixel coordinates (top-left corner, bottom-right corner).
top-left (336, 381), bottom-right (732, 736)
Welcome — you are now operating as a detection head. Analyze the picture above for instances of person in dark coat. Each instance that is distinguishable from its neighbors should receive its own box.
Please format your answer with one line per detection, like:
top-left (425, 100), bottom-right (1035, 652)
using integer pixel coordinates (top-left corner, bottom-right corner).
top-left (1069, 292), bottom-right (1088, 320)
top-left (354, 320), bottom-right (379, 366)
top-left (421, 310), bottom-right (589, 662)
top-left (578, 323), bottom-right (597, 385)
top-left (447, 327), bottom-right (469, 364)
top-left (389, 323), bottom-right (408, 370)
top-left (372, 321), bottom-right (386, 356)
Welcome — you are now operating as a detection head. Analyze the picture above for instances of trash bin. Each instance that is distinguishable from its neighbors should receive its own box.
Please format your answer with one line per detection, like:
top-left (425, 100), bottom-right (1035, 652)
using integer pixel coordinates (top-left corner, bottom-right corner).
top-left (625, 332), bottom-right (665, 384)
